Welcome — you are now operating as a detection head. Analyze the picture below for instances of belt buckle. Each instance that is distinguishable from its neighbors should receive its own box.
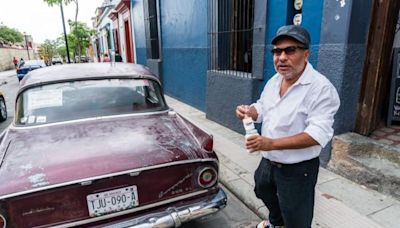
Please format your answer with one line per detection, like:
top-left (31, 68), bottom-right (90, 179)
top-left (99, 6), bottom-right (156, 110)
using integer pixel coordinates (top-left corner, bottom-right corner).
top-left (270, 160), bottom-right (283, 168)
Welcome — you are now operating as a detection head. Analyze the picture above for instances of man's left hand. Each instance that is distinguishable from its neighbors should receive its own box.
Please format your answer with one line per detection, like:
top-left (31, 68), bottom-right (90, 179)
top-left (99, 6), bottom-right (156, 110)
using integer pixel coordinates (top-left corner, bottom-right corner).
top-left (246, 135), bottom-right (274, 152)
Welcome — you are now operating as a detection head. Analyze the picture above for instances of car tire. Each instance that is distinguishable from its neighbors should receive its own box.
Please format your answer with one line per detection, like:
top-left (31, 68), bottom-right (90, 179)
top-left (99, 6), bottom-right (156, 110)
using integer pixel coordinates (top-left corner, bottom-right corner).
top-left (0, 96), bottom-right (7, 122)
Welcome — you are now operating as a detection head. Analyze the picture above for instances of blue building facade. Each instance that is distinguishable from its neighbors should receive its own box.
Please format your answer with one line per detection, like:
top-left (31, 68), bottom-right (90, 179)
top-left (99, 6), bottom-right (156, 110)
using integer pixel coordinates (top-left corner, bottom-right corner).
top-left (128, 0), bottom-right (399, 163)
top-left (132, 0), bottom-right (208, 110)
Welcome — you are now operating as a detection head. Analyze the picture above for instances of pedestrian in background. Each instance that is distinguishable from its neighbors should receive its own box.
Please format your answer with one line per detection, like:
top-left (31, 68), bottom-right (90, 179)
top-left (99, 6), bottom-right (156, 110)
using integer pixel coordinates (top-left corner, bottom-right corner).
top-left (103, 53), bottom-right (110, 62)
top-left (235, 25), bottom-right (340, 228)
top-left (12, 57), bottom-right (18, 68)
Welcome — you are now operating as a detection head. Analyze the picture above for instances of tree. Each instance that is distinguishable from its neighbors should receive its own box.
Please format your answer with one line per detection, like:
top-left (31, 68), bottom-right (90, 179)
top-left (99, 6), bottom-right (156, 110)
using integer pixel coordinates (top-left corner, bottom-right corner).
top-left (55, 36), bottom-right (68, 60)
top-left (44, 0), bottom-right (79, 63)
top-left (67, 21), bottom-right (95, 61)
top-left (0, 25), bottom-right (24, 44)
top-left (43, 0), bottom-right (78, 23)
top-left (43, 0), bottom-right (79, 29)
top-left (38, 39), bottom-right (58, 64)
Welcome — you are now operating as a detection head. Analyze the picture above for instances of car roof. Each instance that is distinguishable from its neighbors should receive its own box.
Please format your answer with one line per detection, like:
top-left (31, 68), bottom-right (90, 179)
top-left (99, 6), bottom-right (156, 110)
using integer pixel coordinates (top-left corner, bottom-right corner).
top-left (22, 60), bottom-right (45, 65)
top-left (19, 63), bottom-right (159, 91)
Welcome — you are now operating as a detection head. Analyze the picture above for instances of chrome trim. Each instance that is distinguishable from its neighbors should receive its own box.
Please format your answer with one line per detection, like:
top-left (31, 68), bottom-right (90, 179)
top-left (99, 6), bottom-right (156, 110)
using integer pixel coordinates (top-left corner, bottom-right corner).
top-left (80, 180), bottom-right (93, 186)
top-left (0, 214), bottom-right (5, 228)
top-left (109, 188), bottom-right (226, 228)
top-left (10, 109), bottom-right (170, 130)
top-left (0, 140), bottom-right (11, 169)
top-left (129, 171), bottom-right (141, 177)
top-left (197, 167), bottom-right (218, 189)
top-left (0, 158), bottom-right (218, 200)
top-left (52, 189), bottom-right (222, 228)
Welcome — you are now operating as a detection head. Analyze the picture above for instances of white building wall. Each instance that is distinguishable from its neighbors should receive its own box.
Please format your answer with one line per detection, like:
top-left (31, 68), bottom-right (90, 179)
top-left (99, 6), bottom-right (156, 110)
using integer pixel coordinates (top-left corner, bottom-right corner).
top-left (118, 14), bottom-right (127, 62)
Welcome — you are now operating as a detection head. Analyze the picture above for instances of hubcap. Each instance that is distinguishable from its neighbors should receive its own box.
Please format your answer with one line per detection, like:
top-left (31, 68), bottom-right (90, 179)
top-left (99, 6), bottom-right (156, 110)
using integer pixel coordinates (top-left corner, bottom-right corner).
top-left (0, 99), bottom-right (6, 118)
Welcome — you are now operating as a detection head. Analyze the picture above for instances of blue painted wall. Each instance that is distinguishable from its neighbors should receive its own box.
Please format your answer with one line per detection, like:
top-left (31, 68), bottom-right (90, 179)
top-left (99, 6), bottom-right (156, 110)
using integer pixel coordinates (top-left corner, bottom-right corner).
top-left (317, 0), bottom-right (372, 165)
top-left (263, 0), bottom-right (289, 92)
top-left (131, 0), bottom-right (147, 65)
top-left (159, 0), bottom-right (208, 111)
top-left (318, 0), bottom-right (372, 135)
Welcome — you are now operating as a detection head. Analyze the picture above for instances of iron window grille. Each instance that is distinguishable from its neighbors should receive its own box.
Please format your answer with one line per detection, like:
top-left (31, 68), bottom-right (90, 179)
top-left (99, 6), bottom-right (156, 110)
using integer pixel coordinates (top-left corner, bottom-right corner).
top-left (208, 0), bottom-right (255, 78)
top-left (144, 0), bottom-right (160, 59)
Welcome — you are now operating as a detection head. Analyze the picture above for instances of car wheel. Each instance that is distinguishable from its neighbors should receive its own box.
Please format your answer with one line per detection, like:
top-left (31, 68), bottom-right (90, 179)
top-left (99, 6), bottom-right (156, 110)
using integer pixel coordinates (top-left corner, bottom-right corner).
top-left (0, 96), bottom-right (7, 122)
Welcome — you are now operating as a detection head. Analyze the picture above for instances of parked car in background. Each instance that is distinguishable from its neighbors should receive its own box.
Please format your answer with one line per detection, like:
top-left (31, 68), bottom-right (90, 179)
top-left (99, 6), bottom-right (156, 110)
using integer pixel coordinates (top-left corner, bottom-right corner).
top-left (0, 92), bottom-right (7, 122)
top-left (51, 56), bottom-right (63, 65)
top-left (16, 60), bottom-right (46, 81)
top-left (0, 63), bottom-right (227, 227)
top-left (75, 55), bottom-right (89, 63)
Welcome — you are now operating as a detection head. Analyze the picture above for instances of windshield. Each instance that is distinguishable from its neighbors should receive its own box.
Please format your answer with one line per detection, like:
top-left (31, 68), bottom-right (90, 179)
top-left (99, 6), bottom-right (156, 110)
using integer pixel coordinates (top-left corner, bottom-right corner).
top-left (15, 78), bottom-right (167, 126)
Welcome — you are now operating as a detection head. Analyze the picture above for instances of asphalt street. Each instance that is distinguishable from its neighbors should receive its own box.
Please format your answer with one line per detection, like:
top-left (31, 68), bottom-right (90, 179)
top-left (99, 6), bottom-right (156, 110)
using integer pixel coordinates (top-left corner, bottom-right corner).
top-left (0, 69), bottom-right (261, 228)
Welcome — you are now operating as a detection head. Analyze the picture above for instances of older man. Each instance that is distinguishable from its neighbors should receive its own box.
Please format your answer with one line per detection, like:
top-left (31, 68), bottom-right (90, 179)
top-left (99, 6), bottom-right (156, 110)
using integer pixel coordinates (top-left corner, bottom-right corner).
top-left (236, 25), bottom-right (340, 228)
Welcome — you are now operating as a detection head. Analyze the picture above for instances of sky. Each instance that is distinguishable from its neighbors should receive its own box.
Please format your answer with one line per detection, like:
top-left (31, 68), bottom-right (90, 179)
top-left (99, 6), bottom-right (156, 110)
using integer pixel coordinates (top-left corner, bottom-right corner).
top-left (0, 0), bottom-right (101, 43)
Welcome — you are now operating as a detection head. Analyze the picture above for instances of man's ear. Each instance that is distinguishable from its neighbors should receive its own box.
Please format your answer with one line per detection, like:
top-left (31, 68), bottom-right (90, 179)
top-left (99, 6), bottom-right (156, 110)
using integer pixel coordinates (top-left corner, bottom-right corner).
top-left (304, 50), bottom-right (310, 62)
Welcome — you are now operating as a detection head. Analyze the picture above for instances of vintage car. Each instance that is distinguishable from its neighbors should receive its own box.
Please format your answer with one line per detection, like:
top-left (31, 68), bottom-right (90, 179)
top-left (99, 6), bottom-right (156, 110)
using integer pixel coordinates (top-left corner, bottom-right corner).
top-left (16, 60), bottom-right (47, 81)
top-left (0, 63), bottom-right (227, 227)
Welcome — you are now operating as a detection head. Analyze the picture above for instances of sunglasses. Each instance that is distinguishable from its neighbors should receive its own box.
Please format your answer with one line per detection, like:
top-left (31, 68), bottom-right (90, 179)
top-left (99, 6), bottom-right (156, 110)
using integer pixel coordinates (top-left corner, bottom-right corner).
top-left (271, 46), bottom-right (308, 55)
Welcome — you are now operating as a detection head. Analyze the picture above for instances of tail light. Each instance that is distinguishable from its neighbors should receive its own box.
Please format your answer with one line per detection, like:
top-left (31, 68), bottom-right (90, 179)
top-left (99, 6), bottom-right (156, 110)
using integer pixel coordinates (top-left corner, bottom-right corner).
top-left (202, 137), bottom-right (213, 152)
top-left (0, 214), bottom-right (6, 228)
top-left (197, 167), bottom-right (218, 188)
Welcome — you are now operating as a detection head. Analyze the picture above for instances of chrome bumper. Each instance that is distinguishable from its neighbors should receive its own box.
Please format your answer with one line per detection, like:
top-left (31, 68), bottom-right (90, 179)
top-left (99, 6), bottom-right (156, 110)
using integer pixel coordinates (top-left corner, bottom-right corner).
top-left (105, 188), bottom-right (227, 228)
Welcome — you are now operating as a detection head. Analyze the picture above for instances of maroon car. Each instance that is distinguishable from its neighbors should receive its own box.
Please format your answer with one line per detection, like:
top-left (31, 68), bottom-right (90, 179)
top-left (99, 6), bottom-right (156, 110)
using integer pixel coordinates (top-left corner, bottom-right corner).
top-left (0, 63), bottom-right (227, 227)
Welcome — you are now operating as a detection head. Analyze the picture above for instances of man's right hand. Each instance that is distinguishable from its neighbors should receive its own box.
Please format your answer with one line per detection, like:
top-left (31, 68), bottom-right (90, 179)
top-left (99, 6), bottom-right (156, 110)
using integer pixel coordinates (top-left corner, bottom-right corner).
top-left (236, 105), bottom-right (248, 120)
top-left (236, 105), bottom-right (259, 121)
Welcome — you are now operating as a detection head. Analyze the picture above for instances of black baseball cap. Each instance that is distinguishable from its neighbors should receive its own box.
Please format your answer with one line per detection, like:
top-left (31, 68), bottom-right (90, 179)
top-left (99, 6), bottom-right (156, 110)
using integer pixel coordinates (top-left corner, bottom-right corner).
top-left (271, 25), bottom-right (310, 49)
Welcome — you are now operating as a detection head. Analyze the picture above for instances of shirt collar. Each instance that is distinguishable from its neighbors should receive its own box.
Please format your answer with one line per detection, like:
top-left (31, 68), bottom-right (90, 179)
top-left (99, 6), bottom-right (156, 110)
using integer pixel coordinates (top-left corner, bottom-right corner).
top-left (296, 62), bottom-right (313, 85)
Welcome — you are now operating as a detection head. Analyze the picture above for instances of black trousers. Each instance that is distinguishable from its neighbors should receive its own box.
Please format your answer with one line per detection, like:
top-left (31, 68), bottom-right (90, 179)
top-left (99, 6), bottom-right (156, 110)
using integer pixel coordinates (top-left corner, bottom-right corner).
top-left (254, 157), bottom-right (319, 228)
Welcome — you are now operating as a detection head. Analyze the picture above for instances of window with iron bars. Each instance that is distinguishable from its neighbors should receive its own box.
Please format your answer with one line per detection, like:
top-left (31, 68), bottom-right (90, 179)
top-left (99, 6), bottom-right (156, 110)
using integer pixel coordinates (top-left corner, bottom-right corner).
top-left (208, 0), bottom-right (255, 77)
top-left (144, 0), bottom-right (160, 59)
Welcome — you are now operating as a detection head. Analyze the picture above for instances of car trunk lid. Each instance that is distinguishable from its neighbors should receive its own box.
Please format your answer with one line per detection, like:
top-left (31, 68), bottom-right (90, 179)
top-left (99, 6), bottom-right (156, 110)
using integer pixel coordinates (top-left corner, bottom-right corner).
top-left (0, 112), bottom-right (210, 197)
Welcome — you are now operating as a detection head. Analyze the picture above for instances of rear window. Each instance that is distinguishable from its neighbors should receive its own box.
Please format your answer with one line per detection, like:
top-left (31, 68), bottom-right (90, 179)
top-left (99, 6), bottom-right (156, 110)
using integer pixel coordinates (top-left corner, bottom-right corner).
top-left (15, 78), bottom-right (167, 126)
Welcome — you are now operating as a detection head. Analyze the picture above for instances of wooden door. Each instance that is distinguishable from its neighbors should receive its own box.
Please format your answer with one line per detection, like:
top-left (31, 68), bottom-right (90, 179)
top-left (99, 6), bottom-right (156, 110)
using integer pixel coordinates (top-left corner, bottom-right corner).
top-left (355, 0), bottom-right (400, 135)
top-left (124, 20), bottom-right (133, 63)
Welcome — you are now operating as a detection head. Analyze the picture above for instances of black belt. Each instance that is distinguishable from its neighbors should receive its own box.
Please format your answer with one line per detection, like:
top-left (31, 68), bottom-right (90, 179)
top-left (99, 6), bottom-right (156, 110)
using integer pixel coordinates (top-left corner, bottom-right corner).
top-left (269, 160), bottom-right (284, 168)
top-left (265, 157), bottom-right (319, 168)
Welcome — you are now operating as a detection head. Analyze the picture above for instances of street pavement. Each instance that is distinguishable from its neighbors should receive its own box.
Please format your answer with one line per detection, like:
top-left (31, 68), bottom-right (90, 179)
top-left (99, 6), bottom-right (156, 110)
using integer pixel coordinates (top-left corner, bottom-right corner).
top-left (0, 69), bottom-right (18, 125)
top-left (165, 95), bottom-right (400, 228)
top-left (183, 186), bottom-right (260, 228)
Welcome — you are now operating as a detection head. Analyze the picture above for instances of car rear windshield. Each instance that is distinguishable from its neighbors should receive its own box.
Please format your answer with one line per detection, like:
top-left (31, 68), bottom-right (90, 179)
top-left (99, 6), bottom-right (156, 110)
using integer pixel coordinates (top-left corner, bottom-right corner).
top-left (15, 78), bottom-right (167, 126)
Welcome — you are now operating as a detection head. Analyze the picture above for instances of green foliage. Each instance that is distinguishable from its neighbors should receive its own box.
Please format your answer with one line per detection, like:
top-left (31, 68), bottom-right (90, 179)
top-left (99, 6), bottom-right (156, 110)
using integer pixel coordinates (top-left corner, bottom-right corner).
top-left (38, 39), bottom-right (58, 62)
top-left (52, 21), bottom-right (93, 61)
top-left (0, 25), bottom-right (24, 43)
top-left (44, 0), bottom-right (80, 61)
top-left (55, 36), bottom-right (68, 59)
top-left (67, 21), bottom-right (95, 59)
top-left (42, 0), bottom-right (74, 7)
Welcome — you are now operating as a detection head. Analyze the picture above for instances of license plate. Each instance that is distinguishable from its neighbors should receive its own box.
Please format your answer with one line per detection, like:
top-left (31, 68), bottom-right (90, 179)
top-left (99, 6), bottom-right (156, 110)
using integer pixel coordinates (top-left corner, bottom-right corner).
top-left (86, 186), bottom-right (139, 217)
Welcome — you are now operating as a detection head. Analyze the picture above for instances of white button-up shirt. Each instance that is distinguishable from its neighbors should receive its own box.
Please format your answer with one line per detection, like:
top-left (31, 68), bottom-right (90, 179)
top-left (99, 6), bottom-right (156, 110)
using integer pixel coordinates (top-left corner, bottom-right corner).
top-left (252, 62), bottom-right (340, 164)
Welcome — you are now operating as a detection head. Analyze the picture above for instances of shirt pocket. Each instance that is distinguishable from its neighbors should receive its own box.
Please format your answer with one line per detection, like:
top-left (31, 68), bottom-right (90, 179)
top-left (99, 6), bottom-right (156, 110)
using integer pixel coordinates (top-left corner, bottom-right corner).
top-left (273, 104), bottom-right (308, 134)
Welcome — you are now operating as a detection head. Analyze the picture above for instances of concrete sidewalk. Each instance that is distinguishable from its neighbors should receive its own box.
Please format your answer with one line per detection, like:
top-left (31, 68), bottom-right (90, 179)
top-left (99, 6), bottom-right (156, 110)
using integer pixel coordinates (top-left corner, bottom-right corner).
top-left (0, 69), bottom-right (15, 78)
top-left (165, 95), bottom-right (400, 228)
